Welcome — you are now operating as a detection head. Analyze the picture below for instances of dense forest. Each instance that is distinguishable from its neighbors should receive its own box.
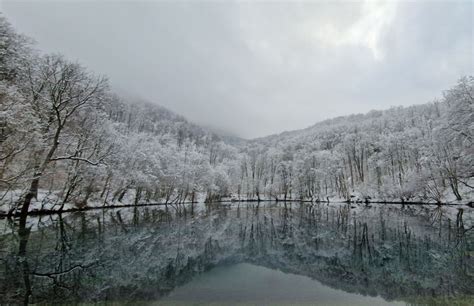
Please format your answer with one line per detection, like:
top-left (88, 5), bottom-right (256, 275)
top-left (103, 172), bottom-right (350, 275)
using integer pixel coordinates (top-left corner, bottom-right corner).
top-left (0, 16), bottom-right (472, 216)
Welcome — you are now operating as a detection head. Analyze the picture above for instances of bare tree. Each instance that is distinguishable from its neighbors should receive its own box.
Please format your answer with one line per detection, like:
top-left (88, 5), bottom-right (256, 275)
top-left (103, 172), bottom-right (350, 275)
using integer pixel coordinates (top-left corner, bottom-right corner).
top-left (19, 55), bottom-right (107, 217)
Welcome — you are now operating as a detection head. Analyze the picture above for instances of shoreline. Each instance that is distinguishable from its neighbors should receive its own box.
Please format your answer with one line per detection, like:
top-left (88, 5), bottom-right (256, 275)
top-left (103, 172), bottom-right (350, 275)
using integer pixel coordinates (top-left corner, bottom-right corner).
top-left (1, 199), bottom-right (471, 218)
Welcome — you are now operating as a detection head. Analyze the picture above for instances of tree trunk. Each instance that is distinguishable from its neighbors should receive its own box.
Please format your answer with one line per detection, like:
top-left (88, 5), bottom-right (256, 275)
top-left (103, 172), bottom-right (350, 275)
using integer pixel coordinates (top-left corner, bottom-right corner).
top-left (20, 176), bottom-right (40, 218)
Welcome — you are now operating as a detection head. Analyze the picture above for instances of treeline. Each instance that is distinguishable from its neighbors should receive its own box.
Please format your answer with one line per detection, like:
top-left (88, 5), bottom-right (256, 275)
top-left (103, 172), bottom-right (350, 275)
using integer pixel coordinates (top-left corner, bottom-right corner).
top-left (237, 81), bottom-right (473, 203)
top-left (0, 16), bottom-right (472, 216)
top-left (0, 16), bottom-right (236, 215)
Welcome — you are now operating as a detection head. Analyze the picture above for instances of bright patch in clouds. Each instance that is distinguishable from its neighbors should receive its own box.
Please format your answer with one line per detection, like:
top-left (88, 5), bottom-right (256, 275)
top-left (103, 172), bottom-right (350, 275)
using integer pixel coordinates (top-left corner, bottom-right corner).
top-left (311, 0), bottom-right (398, 60)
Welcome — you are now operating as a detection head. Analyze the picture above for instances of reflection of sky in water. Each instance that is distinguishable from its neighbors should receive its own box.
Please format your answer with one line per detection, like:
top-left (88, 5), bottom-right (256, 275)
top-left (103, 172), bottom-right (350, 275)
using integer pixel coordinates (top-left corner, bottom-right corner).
top-left (164, 263), bottom-right (404, 305)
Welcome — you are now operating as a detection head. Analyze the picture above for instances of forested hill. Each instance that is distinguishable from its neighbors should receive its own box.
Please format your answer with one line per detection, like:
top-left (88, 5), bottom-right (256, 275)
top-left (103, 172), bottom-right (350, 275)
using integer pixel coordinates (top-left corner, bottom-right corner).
top-left (243, 98), bottom-right (472, 203)
top-left (105, 96), bottom-right (226, 146)
top-left (0, 16), bottom-right (472, 216)
top-left (251, 103), bottom-right (442, 146)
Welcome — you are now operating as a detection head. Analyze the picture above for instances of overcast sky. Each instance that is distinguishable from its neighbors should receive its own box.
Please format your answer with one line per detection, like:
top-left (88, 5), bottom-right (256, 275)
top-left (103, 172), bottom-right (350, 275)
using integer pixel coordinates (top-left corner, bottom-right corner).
top-left (1, 0), bottom-right (472, 138)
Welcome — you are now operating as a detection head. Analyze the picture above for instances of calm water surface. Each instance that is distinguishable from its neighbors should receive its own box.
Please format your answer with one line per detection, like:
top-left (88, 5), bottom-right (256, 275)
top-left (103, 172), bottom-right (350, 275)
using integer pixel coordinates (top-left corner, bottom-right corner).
top-left (0, 202), bottom-right (472, 305)
top-left (162, 263), bottom-right (404, 305)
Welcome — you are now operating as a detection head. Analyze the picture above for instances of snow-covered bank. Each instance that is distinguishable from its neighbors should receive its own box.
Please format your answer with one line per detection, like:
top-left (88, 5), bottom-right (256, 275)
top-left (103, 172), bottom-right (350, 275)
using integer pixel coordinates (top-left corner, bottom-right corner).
top-left (1, 186), bottom-right (471, 219)
top-left (0, 188), bottom-right (200, 217)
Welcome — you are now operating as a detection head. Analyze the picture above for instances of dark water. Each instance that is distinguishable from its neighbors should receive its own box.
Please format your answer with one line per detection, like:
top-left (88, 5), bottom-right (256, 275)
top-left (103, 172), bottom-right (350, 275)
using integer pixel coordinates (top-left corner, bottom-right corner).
top-left (0, 202), bottom-right (472, 305)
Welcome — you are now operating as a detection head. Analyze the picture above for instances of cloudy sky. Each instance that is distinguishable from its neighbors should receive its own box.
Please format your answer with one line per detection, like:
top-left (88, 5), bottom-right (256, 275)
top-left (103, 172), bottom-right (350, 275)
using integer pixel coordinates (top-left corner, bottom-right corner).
top-left (1, 0), bottom-right (472, 138)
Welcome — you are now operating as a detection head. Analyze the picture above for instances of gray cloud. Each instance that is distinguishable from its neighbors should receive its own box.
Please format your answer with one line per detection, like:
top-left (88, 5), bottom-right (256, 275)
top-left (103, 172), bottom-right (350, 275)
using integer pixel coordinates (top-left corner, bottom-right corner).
top-left (1, 0), bottom-right (472, 138)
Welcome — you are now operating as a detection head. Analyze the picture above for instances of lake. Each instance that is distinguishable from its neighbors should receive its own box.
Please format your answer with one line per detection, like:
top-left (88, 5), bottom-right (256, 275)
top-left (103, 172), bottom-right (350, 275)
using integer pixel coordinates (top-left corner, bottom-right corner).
top-left (0, 202), bottom-right (472, 305)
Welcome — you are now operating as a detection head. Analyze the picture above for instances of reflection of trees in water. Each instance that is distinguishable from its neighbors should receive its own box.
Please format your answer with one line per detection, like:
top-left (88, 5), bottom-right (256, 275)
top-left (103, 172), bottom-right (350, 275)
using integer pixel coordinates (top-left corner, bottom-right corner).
top-left (0, 203), bottom-right (472, 304)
